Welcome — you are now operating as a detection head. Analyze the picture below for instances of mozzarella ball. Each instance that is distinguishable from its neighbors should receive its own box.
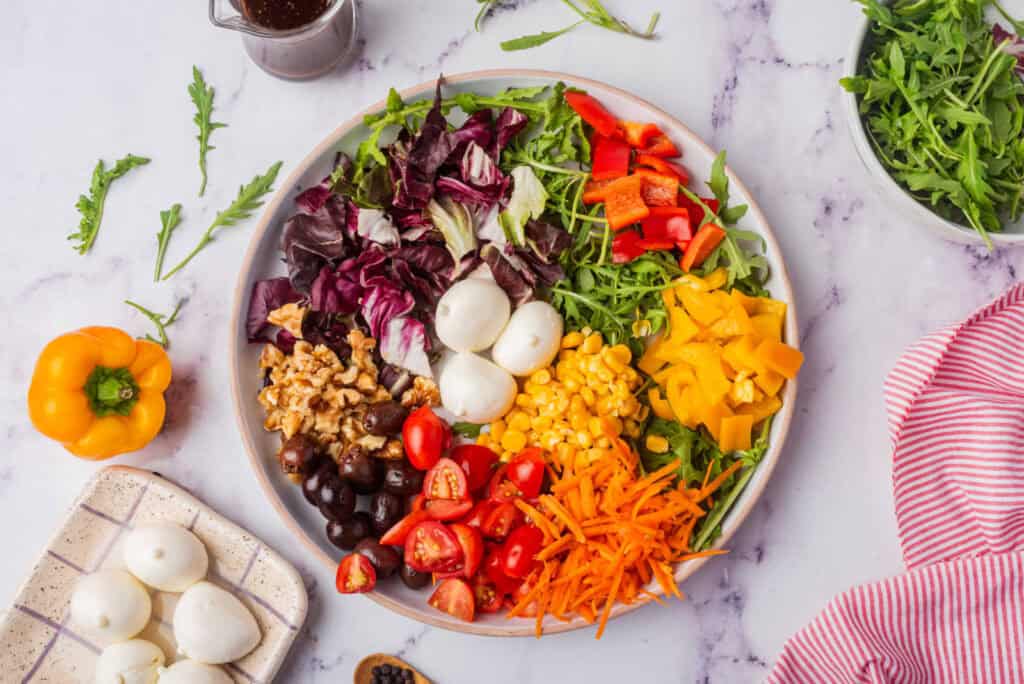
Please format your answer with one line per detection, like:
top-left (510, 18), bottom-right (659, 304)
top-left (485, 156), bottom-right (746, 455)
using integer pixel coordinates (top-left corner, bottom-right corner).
top-left (70, 569), bottom-right (151, 644)
top-left (123, 523), bottom-right (208, 592)
top-left (173, 582), bottom-right (260, 664)
top-left (94, 639), bottom-right (165, 684)
top-left (439, 353), bottom-right (516, 423)
top-left (491, 301), bottom-right (564, 376)
top-left (157, 660), bottom-right (232, 684)
top-left (435, 279), bottom-right (511, 353)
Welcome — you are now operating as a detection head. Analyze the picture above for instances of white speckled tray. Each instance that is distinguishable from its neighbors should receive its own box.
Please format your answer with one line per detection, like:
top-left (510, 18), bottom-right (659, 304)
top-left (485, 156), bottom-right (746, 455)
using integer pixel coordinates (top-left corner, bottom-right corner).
top-left (0, 466), bottom-right (307, 684)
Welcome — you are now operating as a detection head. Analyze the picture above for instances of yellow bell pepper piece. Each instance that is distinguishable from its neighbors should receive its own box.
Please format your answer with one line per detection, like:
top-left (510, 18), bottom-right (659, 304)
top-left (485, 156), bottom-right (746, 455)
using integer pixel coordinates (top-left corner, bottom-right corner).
top-left (722, 336), bottom-right (766, 376)
top-left (729, 288), bottom-right (760, 314)
top-left (750, 313), bottom-right (783, 341)
top-left (667, 307), bottom-right (701, 345)
top-left (638, 336), bottom-right (669, 376)
top-left (755, 297), bottom-right (787, 318)
top-left (710, 304), bottom-right (753, 338)
top-left (754, 369), bottom-right (785, 396)
top-left (701, 400), bottom-right (734, 441)
top-left (676, 287), bottom-right (723, 326)
top-left (696, 359), bottom-right (731, 405)
top-left (738, 396), bottom-right (783, 423)
top-left (648, 388), bottom-right (675, 420)
top-left (729, 376), bottom-right (758, 405)
top-left (703, 268), bottom-right (729, 290)
top-left (719, 414), bottom-right (754, 452)
top-left (755, 339), bottom-right (804, 379)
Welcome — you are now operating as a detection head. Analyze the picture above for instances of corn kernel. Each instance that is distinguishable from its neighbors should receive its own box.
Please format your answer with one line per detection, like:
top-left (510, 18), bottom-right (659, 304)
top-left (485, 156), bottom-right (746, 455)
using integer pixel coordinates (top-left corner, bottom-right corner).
top-left (501, 430), bottom-right (527, 452)
top-left (561, 331), bottom-right (584, 348)
top-left (507, 412), bottom-right (531, 432)
top-left (588, 416), bottom-right (604, 438)
top-left (576, 431), bottom-right (594, 448)
top-left (604, 416), bottom-right (623, 435)
top-left (531, 369), bottom-right (552, 385)
top-left (532, 414), bottom-right (553, 431)
top-left (476, 434), bottom-right (490, 446)
top-left (580, 387), bottom-right (597, 407)
top-left (581, 333), bottom-right (603, 354)
top-left (646, 435), bottom-right (670, 453)
top-left (515, 394), bottom-right (535, 410)
top-left (595, 436), bottom-right (611, 449)
top-left (490, 419), bottom-right (506, 441)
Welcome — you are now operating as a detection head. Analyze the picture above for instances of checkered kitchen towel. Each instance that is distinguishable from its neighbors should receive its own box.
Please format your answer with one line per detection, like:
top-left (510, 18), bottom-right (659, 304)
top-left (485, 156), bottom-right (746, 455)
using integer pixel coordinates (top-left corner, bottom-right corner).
top-left (769, 283), bottom-right (1024, 683)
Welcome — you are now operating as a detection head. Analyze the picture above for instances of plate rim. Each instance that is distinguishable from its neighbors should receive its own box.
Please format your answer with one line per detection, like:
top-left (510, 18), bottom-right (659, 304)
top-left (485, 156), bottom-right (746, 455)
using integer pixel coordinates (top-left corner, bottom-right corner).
top-left (228, 68), bottom-right (798, 637)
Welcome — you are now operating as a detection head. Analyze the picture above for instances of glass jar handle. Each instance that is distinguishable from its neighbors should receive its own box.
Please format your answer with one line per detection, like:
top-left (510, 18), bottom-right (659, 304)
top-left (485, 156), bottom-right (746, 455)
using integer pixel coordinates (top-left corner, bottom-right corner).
top-left (208, 0), bottom-right (252, 34)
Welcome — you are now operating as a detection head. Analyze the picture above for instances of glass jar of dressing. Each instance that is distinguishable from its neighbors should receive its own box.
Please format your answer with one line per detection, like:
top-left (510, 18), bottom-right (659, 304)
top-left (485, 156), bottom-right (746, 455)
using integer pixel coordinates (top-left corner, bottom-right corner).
top-left (208, 0), bottom-right (358, 80)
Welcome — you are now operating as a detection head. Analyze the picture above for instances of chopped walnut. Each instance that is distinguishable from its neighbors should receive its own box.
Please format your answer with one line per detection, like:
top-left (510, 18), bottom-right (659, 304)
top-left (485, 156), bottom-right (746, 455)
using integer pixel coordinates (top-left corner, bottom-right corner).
top-left (380, 439), bottom-right (404, 460)
top-left (267, 303), bottom-right (306, 339)
top-left (401, 376), bottom-right (441, 409)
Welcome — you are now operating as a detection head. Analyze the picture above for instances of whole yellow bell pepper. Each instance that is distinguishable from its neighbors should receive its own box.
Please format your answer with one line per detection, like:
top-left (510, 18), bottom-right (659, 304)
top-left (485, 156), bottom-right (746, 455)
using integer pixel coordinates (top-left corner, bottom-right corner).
top-left (27, 327), bottom-right (171, 460)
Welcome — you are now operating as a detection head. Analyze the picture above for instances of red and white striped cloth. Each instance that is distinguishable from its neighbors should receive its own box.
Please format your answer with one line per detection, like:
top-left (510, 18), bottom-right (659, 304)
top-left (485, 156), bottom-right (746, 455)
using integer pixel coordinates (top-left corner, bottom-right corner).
top-left (769, 283), bottom-right (1024, 683)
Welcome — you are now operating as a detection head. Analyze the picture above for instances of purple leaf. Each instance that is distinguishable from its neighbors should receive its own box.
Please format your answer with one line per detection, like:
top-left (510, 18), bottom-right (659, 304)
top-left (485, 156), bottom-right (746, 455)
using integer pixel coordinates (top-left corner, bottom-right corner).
top-left (362, 278), bottom-right (416, 341)
top-left (391, 83), bottom-right (455, 210)
top-left (994, 24), bottom-right (1024, 74)
top-left (309, 265), bottom-right (362, 315)
top-left (450, 110), bottom-right (494, 154)
top-left (480, 243), bottom-right (536, 306)
top-left (437, 175), bottom-right (499, 207)
top-left (280, 195), bottom-right (354, 292)
top-left (380, 316), bottom-right (433, 379)
top-left (301, 311), bottom-right (352, 360)
top-left (526, 219), bottom-right (572, 260)
top-left (247, 278), bottom-right (303, 343)
top-left (493, 107), bottom-right (529, 156)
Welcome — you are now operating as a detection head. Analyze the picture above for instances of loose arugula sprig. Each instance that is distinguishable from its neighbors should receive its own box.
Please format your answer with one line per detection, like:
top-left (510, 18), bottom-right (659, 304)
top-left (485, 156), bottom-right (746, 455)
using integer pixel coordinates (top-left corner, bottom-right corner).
top-left (162, 161), bottom-right (282, 279)
top-left (124, 299), bottom-right (184, 348)
top-left (153, 203), bottom-right (183, 282)
top-left (189, 66), bottom-right (227, 197)
top-left (69, 154), bottom-right (150, 255)
top-left (476, 0), bottom-right (660, 52)
top-left (841, 0), bottom-right (1024, 246)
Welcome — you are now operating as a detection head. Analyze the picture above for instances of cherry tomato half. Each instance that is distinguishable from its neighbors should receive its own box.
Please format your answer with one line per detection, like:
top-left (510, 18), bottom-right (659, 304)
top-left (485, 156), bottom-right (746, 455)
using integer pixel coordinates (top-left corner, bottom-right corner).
top-left (403, 406), bottom-right (451, 471)
top-left (450, 444), bottom-right (499, 494)
top-left (423, 458), bottom-right (469, 501)
top-left (335, 553), bottom-right (376, 594)
top-left (481, 501), bottom-right (524, 541)
top-left (407, 493), bottom-right (426, 514)
top-left (404, 521), bottom-right (463, 573)
top-left (425, 499), bottom-right (474, 521)
top-left (473, 575), bottom-right (504, 613)
top-left (501, 524), bottom-right (544, 579)
top-left (458, 500), bottom-right (498, 530)
top-left (486, 448), bottom-right (546, 501)
top-left (447, 523), bottom-right (484, 579)
top-left (379, 510), bottom-right (430, 547)
top-left (428, 578), bottom-right (475, 622)
top-left (483, 550), bottom-right (523, 595)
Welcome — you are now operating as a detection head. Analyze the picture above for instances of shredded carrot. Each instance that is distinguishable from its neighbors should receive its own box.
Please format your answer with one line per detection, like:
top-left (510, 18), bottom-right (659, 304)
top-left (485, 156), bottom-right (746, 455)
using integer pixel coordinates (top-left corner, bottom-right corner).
top-left (512, 439), bottom-right (738, 639)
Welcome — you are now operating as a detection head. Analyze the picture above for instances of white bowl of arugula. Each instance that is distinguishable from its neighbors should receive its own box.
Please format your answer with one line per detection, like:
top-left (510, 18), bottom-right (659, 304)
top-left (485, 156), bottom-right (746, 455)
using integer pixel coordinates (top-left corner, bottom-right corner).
top-left (842, 0), bottom-right (1024, 246)
top-left (229, 71), bottom-right (800, 636)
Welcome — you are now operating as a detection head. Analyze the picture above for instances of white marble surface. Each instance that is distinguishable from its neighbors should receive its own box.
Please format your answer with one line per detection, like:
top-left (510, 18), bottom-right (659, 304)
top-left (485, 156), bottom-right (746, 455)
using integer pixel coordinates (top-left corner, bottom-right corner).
top-left (4, 1), bottom-right (1024, 682)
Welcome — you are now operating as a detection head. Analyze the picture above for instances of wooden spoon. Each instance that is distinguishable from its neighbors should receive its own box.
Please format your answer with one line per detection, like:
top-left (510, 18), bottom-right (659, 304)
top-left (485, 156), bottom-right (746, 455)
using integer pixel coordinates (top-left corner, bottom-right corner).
top-left (354, 653), bottom-right (432, 684)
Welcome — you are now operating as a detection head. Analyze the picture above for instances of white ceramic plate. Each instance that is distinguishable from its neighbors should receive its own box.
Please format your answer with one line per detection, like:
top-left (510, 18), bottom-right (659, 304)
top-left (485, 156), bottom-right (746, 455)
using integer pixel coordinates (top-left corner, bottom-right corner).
top-left (0, 466), bottom-right (307, 682)
top-left (229, 70), bottom-right (798, 636)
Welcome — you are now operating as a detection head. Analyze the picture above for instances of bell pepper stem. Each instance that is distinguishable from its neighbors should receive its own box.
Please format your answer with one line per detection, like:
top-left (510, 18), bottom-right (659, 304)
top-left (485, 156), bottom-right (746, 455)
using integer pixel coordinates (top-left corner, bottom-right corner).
top-left (84, 366), bottom-right (141, 417)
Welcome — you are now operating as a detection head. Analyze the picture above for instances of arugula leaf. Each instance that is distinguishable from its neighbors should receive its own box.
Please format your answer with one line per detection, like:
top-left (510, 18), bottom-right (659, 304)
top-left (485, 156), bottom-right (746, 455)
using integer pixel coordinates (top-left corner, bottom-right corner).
top-left (161, 161), bottom-right (282, 279)
top-left (489, 0), bottom-right (659, 51)
top-left (452, 422), bottom-right (484, 438)
top-left (475, 1), bottom-right (497, 31)
top-left (189, 66), bottom-right (227, 197)
top-left (153, 203), bottom-right (183, 282)
top-left (69, 154), bottom-right (150, 255)
top-left (501, 22), bottom-right (583, 51)
top-left (125, 299), bottom-right (184, 349)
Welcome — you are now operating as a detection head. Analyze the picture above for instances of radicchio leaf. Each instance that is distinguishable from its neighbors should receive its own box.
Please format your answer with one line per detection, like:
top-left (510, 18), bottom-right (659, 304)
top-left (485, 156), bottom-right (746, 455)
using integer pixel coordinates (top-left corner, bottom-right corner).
top-left (480, 243), bottom-right (536, 306)
top-left (994, 24), bottom-right (1024, 74)
top-left (436, 176), bottom-right (500, 207)
top-left (380, 316), bottom-right (433, 379)
top-left (301, 311), bottom-right (352, 360)
top-left (493, 107), bottom-right (529, 156)
top-left (309, 265), bottom-right (362, 315)
top-left (391, 83), bottom-right (454, 210)
top-left (281, 195), bottom-right (354, 292)
top-left (525, 219), bottom-right (572, 260)
top-left (449, 110), bottom-right (494, 155)
top-left (355, 207), bottom-right (400, 245)
top-left (294, 183), bottom-right (333, 214)
top-left (246, 277), bottom-right (303, 343)
top-left (361, 276), bottom-right (417, 341)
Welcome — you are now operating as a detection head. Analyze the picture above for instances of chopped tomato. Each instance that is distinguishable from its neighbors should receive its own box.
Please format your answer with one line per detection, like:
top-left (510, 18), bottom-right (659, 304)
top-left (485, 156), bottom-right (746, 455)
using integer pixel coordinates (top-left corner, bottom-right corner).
top-left (500, 524), bottom-right (544, 579)
top-left (564, 92), bottom-right (620, 138)
top-left (642, 207), bottom-right (693, 244)
top-left (481, 501), bottom-right (524, 541)
top-left (635, 169), bottom-right (679, 207)
top-left (639, 134), bottom-right (681, 158)
top-left (423, 457), bottom-right (469, 501)
top-left (428, 578), bottom-right (475, 622)
top-left (680, 224), bottom-right (727, 272)
top-left (591, 134), bottom-right (631, 181)
top-left (335, 553), bottom-right (376, 594)
top-left (619, 120), bottom-right (661, 148)
top-left (379, 510), bottom-right (430, 547)
top-left (503, 448), bottom-right (547, 499)
top-left (484, 550), bottom-right (523, 595)
top-left (403, 406), bottom-right (451, 471)
top-left (447, 523), bottom-right (484, 579)
top-left (404, 521), bottom-right (463, 573)
top-left (473, 575), bottom-right (504, 613)
top-left (407, 493), bottom-right (426, 514)
top-left (602, 175), bottom-right (649, 230)
top-left (459, 499), bottom-right (499, 530)
top-left (450, 445), bottom-right (499, 494)
top-left (635, 153), bottom-right (689, 183)
top-left (425, 498), bottom-right (474, 521)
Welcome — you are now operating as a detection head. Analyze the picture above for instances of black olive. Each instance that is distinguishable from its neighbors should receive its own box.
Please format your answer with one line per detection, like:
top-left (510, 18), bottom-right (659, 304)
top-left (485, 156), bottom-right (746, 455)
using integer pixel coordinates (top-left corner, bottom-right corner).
top-left (369, 492), bottom-right (404, 537)
top-left (382, 460), bottom-right (424, 496)
top-left (399, 562), bottom-right (430, 589)
top-left (277, 434), bottom-right (319, 475)
top-left (326, 512), bottom-right (372, 550)
top-left (302, 462), bottom-right (336, 506)
top-left (354, 538), bottom-right (401, 578)
top-left (316, 476), bottom-right (355, 522)
top-left (363, 401), bottom-right (409, 436)
top-left (338, 447), bottom-right (385, 494)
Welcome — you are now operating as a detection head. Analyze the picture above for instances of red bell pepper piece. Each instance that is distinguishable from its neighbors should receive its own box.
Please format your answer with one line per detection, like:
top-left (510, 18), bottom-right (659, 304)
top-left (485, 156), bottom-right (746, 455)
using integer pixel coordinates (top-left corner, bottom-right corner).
top-left (678, 194), bottom-right (720, 222)
top-left (639, 134), bottom-right (681, 158)
top-left (602, 175), bottom-right (649, 230)
top-left (680, 224), bottom-right (726, 272)
top-left (582, 178), bottom-right (614, 205)
top-left (634, 169), bottom-right (679, 207)
top-left (565, 92), bottom-right (620, 139)
top-left (619, 121), bottom-right (661, 148)
top-left (635, 153), bottom-right (689, 184)
top-left (591, 135), bottom-right (631, 181)
top-left (642, 207), bottom-right (693, 244)
top-left (611, 230), bottom-right (646, 263)
top-left (636, 238), bottom-right (675, 251)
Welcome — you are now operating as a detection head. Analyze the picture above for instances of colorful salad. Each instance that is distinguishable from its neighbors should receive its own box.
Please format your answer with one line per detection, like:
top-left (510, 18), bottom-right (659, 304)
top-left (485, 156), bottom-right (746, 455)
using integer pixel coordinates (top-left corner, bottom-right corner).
top-left (246, 79), bottom-right (803, 637)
